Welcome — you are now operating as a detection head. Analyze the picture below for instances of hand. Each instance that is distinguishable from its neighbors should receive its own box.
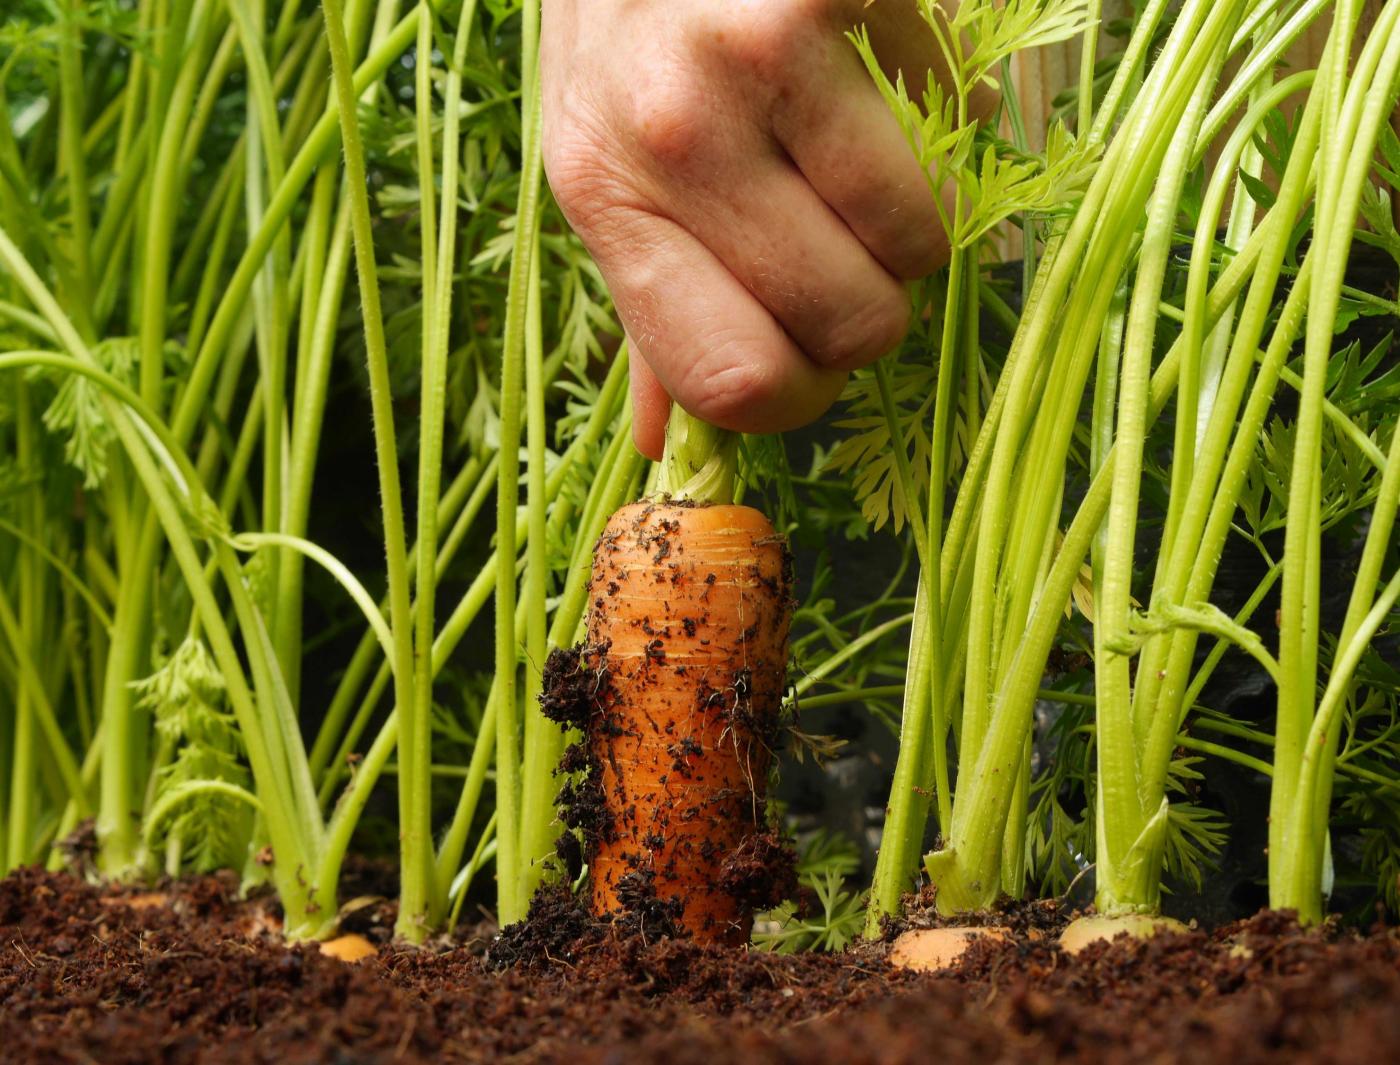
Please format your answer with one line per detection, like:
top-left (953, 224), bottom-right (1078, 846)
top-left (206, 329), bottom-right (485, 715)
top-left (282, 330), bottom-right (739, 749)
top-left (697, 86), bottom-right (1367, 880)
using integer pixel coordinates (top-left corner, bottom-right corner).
top-left (542, 0), bottom-right (960, 458)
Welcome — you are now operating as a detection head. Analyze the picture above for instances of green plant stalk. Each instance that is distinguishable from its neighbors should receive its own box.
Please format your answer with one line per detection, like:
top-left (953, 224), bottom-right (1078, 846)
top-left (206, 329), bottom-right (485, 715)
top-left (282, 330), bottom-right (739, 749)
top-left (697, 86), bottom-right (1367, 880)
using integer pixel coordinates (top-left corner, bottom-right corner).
top-left (274, 169), bottom-right (343, 685)
top-left (409, 0), bottom-right (479, 932)
top-left (793, 613), bottom-right (916, 697)
top-left (959, 136), bottom-right (1137, 780)
top-left (936, 240), bottom-right (1065, 619)
top-left (864, 582), bottom-right (936, 936)
top-left (493, 0), bottom-right (544, 925)
top-left (1198, 0), bottom-right (1332, 150)
top-left (140, 0), bottom-right (217, 411)
top-left (231, 0), bottom-right (295, 685)
top-left (1086, 0), bottom-right (1173, 146)
top-left (991, 0), bottom-right (1265, 912)
top-left (170, 8), bottom-right (420, 451)
top-left (1285, 564), bottom-right (1400, 896)
top-left (391, 0), bottom-right (447, 942)
top-left (659, 404), bottom-right (739, 502)
top-left (1297, 430), bottom-right (1400, 878)
top-left (469, 411), bottom-right (645, 905)
top-left (5, 381), bottom-right (37, 870)
top-left (866, 25), bottom-right (1013, 891)
top-left (1128, 284), bottom-right (1318, 906)
top-left (865, 237), bottom-right (967, 928)
top-left (1086, 267), bottom-right (1124, 910)
top-left (1269, 0), bottom-right (1365, 899)
top-left (0, 243), bottom-right (332, 935)
top-left (926, 142), bottom-right (1280, 913)
top-left (94, 520), bottom-right (159, 873)
top-left (319, 0), bottom-right (420, 931)
top-left (1095, 63), bottom-right (1223, 915)
top-left (1157, 71), bottom-right (1312, 604)
top-left (1128, 81), bottom-right (1324, 786)
top-left (186, 163), bottom-right (247, 357)
top-left (87, 3), bottom-right (220, 873)
top-left (796, 685), bottom-right (907, 711)
top-left (1272, 1), bottom-right (1400, 920)
top-left (1077, 0), bottom-right (1103, 136)
top-left (76, 2), bottom-right (417, 879)
top-left (1136, 245), bottom-right (1315, 814)
top-left (514, 236), bottom-right (555, 902)
top-left (57, 0), bottom-right (94, 320)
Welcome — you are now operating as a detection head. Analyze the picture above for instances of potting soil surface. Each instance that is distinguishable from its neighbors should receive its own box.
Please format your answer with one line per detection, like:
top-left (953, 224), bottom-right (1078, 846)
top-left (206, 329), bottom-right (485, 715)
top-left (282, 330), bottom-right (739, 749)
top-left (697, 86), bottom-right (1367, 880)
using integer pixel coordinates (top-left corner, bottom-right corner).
top-left (3, 868), bottom-right (1398, 1064)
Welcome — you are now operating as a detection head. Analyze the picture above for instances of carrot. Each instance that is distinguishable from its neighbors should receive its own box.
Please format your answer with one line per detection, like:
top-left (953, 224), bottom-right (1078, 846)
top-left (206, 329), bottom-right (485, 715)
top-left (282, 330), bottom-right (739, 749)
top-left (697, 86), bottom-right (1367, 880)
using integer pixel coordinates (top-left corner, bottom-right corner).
top-left (577, 498), bottom-right (793, 944)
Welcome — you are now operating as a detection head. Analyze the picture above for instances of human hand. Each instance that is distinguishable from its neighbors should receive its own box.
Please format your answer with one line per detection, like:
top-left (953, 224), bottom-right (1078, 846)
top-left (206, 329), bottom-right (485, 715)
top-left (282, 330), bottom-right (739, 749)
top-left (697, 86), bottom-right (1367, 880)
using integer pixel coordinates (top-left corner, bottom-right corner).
top-left (542, 0), bottom-right (961, 458)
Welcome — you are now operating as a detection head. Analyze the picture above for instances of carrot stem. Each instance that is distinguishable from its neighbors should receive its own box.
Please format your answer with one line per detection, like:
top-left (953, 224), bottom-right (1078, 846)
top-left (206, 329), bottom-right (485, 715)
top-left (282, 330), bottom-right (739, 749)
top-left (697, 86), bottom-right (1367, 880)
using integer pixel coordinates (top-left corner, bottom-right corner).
top-left (658, 405), bottom-right (739, 504)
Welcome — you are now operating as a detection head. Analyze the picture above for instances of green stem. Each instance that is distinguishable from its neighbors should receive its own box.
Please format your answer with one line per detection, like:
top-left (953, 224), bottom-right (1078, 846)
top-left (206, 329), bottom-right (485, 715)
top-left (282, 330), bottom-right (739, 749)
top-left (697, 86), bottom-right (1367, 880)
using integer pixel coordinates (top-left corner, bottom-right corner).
top-left (57, 0), bottom-right (94, 322)
top-left (319, 0), bottom-right (419, 934)
top-left (1095, 63), bottom-right (1224, 916)
top-left (658, 404), bottom-right (739, 503)
top-left (1271, 6), bottom-right (1400, 924)
top-left (492, 0), bottom-right (544, 926)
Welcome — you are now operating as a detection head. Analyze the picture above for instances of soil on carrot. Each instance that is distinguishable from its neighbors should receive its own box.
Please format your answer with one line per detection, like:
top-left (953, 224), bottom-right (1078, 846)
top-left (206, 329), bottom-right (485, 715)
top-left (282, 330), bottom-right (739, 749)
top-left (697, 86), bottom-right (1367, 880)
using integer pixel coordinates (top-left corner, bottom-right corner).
top-left (4, 868), bottom-right (1400, 1064)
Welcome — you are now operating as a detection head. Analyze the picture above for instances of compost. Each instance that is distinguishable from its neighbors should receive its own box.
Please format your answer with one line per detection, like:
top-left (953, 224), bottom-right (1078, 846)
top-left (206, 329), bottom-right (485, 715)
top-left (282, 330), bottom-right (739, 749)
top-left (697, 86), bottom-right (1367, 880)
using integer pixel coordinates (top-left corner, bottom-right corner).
top-left (3, 868), bottom-right (1399, 1064)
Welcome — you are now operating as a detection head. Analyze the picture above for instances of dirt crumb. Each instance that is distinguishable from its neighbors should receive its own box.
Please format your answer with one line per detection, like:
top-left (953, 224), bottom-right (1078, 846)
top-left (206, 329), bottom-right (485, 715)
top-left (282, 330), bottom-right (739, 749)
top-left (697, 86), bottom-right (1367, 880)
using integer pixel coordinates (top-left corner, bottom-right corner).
top-left (486, 884), bottom-right (595, 969)
top-left (539, 645), bottom-right (600, 730)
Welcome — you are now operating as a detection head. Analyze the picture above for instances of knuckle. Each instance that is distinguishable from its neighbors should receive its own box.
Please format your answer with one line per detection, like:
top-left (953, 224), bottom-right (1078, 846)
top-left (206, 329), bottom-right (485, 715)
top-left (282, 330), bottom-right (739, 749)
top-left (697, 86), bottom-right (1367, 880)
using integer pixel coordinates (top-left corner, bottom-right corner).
top-left (627, 70), bottom-right (714, 168)
top-left (819, 285), bottom-right (910, 368)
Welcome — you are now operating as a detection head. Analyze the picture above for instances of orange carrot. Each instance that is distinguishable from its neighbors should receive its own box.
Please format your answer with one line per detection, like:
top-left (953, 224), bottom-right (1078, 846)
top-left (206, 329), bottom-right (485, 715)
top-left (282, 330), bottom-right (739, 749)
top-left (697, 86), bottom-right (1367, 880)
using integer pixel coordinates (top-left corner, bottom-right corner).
top-left (578, 499), bottom-right (793, 944)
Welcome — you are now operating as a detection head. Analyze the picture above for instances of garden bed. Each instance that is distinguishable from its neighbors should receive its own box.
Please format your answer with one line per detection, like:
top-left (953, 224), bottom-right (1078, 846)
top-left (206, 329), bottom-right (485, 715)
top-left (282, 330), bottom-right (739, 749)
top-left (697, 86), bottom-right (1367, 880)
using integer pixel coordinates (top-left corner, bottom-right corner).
top-left (4, 868), bottom-right (1398, 1064)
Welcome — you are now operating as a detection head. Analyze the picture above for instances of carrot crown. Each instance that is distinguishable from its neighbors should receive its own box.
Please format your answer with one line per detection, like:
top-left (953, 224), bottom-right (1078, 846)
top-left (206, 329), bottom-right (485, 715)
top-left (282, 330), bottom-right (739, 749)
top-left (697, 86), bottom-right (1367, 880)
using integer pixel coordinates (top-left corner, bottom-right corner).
top-left (657, 405), bottom-right (738, 504)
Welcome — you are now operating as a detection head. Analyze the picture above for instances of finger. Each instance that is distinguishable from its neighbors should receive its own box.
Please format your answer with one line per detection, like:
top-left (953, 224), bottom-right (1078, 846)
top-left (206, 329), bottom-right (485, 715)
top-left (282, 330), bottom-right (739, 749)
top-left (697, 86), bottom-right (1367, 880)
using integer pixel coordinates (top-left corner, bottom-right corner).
top-left (663, 159), bottom-right (912, 371)
top-left (578, 204), bottom-right (849, 435)
top-left (627, 342), bottom-right (670, 460)
top-left (773, 56), bottom-right (949, 280)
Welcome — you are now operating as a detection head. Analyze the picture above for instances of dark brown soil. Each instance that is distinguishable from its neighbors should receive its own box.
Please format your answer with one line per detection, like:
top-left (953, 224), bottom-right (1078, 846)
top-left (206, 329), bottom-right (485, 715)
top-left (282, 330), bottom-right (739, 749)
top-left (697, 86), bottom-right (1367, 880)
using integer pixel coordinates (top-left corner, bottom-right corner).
top-left (4, 868), bottom-right (1400, 1064)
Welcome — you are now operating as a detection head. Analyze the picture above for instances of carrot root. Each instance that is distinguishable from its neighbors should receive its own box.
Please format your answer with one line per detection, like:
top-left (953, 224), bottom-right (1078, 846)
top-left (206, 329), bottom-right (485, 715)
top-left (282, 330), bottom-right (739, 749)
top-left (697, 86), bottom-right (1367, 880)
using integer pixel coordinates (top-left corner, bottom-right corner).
top-left (544, 500), bottom-right (795, 945)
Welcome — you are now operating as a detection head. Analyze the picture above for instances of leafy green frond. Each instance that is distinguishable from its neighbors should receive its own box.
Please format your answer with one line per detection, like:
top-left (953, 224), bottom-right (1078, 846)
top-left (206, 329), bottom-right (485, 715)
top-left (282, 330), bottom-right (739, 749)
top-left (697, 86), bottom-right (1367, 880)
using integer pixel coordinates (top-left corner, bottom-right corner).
top-left (957, 123), bottom-right (1100, 245)
top-left (944, 0), bottom-right (1096, 89)
top-left (1162, 800), bottom-right (1229, 891)
top-left (133, 636), bottom-right (253, 873)
top-left (824, 350), bottom-right (937, 532)
top-left (39, 335), bottom-right (137, 488)
top-left (755, 867), bottom-right (867, 954)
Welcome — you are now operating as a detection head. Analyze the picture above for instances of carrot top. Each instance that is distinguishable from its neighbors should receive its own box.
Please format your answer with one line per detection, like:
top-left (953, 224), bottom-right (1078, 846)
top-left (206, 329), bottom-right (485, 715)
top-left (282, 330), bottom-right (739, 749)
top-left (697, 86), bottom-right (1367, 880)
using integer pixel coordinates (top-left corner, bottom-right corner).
top-left (657, 405), bottom-right (738, 504)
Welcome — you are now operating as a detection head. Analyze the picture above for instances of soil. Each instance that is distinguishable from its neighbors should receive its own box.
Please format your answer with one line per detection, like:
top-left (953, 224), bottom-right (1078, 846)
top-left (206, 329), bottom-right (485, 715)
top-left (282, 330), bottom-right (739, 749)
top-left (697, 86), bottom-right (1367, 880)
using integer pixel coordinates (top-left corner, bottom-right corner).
top-left (4, 868), bottom-right (1400, 1064)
